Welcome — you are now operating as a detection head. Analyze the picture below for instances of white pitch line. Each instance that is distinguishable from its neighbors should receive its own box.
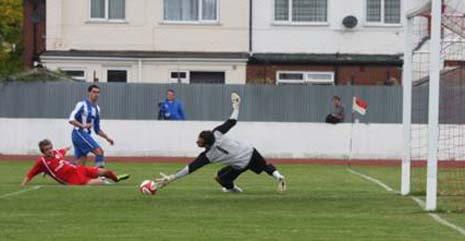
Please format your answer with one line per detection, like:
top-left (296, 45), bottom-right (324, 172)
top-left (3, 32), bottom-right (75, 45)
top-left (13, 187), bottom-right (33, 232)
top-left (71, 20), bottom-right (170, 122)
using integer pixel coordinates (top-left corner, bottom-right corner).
top-left (410, 196), bottom-right (465, 236)
top-left (347, 168), bottom-right (465, 237)
top-left (0, 185), bottom-right (42, 199)
top-left (347, 168), bottom-right (394, 192)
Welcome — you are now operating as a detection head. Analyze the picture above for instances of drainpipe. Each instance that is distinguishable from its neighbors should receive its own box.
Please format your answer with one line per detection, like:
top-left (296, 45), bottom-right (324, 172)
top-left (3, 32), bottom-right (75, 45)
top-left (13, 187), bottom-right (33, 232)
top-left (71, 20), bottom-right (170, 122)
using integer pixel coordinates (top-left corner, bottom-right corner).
top-left (138, 59), bottom-right (143, 83)
top-left (249, 0), bottom-right (253, 54)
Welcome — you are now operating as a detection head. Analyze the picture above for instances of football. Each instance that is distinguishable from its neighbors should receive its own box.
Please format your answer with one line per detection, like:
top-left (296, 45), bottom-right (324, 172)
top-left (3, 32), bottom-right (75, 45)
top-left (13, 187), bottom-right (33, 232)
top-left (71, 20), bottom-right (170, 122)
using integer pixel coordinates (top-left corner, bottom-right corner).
top-left (139, 180), bottom-right (158, 195)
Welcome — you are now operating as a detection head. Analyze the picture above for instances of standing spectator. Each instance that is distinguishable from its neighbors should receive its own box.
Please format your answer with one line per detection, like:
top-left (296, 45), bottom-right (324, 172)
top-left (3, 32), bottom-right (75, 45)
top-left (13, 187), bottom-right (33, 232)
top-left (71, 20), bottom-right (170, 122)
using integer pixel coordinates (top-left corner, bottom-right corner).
top-left (158, 89), bottom-right (186, 120)
top-left (325, 96), bottom-right (345, 124)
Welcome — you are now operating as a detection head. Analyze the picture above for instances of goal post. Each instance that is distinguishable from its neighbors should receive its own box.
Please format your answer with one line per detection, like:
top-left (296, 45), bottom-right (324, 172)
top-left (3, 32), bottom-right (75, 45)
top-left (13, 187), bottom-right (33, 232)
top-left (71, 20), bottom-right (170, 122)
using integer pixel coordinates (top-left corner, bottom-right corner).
top-left (402, 0), bottom-right (465, 212)
top-left (401, 14), bottom-right (413, 197)
top-left (425, 0), bottom-right (442, 211)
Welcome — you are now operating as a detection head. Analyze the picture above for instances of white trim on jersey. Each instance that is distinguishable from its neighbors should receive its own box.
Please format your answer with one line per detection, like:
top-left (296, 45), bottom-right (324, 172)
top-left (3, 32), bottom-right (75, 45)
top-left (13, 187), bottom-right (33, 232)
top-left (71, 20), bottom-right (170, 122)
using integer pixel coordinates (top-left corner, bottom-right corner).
top-left (75, 130), bottom-right (96, 148)
top-left (69, 101), bottom-right (86, 122)
top-left (40, 157), bottom-right (67, 185)
top-left (69, 100), bottom-right (100, 131)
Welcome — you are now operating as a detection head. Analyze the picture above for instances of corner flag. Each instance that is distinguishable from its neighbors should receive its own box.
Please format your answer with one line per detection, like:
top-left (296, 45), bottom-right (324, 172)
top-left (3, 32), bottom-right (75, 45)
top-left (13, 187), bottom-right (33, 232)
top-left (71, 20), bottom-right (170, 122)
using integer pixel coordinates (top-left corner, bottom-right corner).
top-left (353, 97), bottom-right (368, 115)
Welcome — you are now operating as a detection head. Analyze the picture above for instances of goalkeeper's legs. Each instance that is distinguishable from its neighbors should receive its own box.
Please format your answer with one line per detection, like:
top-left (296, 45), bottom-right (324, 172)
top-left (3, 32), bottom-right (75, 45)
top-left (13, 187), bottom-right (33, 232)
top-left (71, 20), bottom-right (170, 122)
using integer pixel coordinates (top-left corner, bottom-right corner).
top-left (248, 149), bottom-right (287, 192)
top-left (215, 166), bottom-right (245, 192)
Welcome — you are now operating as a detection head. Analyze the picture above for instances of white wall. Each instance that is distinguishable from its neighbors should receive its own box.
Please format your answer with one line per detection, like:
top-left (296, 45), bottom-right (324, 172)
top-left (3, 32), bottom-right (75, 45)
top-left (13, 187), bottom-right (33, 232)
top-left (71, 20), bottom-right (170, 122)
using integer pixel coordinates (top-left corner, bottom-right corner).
top-left (42, 58), bottom-right (247, 84)
top-left (252, 0), bottom-right (427, 54)
top-left (0, 118), bottom-right (403, 160)
top-left (46, 0), bottom-right (249, 52)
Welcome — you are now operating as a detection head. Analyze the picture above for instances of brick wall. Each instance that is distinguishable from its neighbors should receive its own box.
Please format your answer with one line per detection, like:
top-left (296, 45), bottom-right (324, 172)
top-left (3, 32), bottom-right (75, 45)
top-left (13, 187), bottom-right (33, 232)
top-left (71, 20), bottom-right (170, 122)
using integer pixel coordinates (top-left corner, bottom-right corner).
top-left (23, 0), bottom-right (46, 68)
top-left (247, 64), bottom-right (402, 85)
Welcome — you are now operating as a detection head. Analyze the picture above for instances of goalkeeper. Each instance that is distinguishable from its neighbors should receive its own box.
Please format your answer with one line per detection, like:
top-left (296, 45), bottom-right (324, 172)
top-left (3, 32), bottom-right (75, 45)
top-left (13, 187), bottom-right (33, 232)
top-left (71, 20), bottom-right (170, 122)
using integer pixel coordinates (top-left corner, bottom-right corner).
top-left (156, 92), bottom-right (287, 193)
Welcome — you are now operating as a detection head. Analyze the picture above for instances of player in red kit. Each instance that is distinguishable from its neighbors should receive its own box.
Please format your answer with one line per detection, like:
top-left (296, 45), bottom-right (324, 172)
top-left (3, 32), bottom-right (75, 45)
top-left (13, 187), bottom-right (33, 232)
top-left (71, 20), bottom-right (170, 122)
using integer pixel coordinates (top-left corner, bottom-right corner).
top-left (21, 139), bottom-right (129, 186)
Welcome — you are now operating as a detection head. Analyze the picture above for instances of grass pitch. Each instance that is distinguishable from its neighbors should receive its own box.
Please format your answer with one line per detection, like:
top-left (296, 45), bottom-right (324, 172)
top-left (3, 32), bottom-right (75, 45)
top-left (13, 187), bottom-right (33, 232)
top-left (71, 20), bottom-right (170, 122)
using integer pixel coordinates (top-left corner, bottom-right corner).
top-left (1, 161), bottom-right (464, 241)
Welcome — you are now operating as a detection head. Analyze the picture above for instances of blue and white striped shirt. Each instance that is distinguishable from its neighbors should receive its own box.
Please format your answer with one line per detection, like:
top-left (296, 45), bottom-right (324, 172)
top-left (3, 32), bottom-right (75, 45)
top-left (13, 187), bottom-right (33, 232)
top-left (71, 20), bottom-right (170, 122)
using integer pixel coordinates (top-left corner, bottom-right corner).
top-left (69, 99), bottom-right (101, 134)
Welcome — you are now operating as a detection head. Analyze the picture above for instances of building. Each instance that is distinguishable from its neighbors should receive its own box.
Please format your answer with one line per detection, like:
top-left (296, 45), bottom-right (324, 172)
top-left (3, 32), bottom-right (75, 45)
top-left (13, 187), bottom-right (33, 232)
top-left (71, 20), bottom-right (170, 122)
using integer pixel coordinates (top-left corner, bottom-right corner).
top-left (23, 0), bottom-right (46, 68)
top-left (25, 0), bottom-right (446, 85)
top-left (39, 0), bottom-right (249, 84)
top-left (248, 0), bottom-right (427, 85)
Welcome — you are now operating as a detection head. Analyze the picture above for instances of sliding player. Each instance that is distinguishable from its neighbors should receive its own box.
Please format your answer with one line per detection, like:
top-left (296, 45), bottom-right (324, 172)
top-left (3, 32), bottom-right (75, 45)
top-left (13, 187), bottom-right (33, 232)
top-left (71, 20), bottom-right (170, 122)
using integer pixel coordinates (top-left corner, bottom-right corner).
top-left (156, 93), bottom-right (287, 193)
top-left (21, 139), bottom-right (129, 186)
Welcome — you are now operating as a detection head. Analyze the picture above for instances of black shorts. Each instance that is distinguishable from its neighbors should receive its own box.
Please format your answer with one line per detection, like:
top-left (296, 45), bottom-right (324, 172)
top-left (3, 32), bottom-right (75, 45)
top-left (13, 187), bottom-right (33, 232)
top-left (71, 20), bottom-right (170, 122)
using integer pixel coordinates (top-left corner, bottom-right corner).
top-left (246, 149), bottom-right (268, 174)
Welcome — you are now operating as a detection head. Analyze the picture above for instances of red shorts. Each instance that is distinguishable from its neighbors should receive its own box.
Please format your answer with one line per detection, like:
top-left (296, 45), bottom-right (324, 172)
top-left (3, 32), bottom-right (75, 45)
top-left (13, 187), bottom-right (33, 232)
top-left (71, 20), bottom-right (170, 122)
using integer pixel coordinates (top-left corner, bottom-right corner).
top-left (66, 166), bottom-right (99, 185)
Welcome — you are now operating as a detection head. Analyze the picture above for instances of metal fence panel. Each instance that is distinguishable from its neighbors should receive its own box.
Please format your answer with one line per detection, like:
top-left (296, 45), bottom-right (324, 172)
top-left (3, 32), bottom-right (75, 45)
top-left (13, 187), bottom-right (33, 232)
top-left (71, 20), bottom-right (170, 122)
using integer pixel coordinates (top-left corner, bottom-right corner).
top-left (0, 82), bottom-right (402, 123)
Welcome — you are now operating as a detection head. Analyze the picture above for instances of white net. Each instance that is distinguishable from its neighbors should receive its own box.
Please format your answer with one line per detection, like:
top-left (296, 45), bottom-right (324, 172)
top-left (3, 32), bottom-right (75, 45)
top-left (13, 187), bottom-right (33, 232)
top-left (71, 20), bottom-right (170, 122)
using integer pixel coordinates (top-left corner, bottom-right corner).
top-left (409, 0), bottom-right (465, 211)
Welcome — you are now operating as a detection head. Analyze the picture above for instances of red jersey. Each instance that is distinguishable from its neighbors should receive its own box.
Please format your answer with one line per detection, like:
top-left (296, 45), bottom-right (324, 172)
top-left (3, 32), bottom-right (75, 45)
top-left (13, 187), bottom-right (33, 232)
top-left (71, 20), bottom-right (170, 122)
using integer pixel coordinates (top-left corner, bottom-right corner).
top-left (26, 149), bottom-right (78, 184)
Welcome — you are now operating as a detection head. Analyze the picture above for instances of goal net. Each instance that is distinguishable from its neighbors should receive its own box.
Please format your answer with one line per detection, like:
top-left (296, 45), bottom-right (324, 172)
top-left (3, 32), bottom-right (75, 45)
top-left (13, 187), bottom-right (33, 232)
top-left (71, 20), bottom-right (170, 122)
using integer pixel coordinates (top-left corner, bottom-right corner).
top-left (403, 0), bottom-right (465, 211)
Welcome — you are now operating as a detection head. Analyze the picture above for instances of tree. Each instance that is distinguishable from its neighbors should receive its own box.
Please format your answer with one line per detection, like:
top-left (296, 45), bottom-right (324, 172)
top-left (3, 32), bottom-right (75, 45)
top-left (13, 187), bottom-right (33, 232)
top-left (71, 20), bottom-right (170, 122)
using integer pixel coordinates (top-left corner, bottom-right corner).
top-left (0, 0), bottom-right (23, 78)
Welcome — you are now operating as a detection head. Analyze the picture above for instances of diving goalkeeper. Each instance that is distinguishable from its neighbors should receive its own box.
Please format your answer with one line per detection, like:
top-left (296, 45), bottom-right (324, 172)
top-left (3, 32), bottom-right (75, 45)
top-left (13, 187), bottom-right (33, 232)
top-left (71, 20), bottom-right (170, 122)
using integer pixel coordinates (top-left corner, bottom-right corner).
top-left (156, 93), bottom-right (287, 193)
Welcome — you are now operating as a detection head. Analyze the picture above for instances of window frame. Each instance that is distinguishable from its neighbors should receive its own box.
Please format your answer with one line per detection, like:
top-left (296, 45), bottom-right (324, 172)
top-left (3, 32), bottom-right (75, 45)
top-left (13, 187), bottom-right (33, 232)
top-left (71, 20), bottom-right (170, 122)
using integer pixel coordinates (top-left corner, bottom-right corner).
top-left (60, 68), bottom-right (87, 82)
top-left (162, 0), bottom-right (220, 24)
top-left (365, 0), bottom-right (402, 27)
top-left (272, 0), bottom-right (329, 26)
top-left (189, 70), bottom-right (226, 84)
top-left (105, 67), bottom-right (130, 83)
top-left (276, 71), bottom-right (335, 85)
top-left (169, 70), bottom-right (190, 83)
top-left (89, 0), bottom-right (127, 22)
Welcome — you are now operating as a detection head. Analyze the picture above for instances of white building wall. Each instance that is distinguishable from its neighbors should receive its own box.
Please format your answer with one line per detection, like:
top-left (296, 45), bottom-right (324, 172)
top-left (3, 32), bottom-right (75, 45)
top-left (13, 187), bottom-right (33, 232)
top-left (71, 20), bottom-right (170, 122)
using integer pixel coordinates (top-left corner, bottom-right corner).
top-left (46, 0), bottom-right (249, 52)
top-left (42, 58), bottom-right (247, 84)
top-left (252, 0), bottom-right (427, 54)
top-left (44, 0), bottom-right (249, 84)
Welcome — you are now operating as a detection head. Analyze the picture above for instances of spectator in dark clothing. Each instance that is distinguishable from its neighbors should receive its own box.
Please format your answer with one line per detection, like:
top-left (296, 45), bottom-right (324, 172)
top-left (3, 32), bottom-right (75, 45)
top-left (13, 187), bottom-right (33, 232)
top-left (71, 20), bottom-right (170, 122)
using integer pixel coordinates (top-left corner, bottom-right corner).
top-left (158, 89), bottom-right (186, 120)
top-left (325, 96), bottom-right (345, 124)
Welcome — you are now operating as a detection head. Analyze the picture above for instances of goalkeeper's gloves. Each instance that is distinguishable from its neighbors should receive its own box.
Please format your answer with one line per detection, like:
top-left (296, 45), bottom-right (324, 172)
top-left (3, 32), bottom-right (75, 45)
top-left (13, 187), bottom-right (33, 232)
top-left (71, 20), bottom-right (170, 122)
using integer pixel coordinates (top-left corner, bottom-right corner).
top-left (231, 92), bottom-right (241, 110)
top-left (155, 172), bottom-right (176, 189)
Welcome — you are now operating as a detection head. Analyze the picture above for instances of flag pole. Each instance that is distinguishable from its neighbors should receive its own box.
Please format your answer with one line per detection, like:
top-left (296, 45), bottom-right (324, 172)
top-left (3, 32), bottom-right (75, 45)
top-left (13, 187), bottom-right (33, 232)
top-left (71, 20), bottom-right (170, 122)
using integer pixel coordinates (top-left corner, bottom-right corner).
top-left (348, 97), bottom-right (355, 168)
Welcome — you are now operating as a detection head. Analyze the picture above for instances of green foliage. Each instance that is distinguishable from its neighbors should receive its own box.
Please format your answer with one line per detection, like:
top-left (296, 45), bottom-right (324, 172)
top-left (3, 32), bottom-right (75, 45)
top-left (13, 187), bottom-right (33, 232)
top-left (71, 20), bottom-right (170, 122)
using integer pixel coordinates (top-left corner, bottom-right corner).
top-left (0, 0), bottom-right (23, 77)
top-left (0, 68), bottom-right (75, 82)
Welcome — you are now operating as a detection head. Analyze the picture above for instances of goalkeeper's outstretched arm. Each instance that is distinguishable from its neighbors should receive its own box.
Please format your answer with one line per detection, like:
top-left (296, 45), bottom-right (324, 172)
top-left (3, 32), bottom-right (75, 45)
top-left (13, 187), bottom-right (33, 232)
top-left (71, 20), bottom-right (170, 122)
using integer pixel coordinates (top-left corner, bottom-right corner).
top-left (156, 153), bottom-right (210, 188)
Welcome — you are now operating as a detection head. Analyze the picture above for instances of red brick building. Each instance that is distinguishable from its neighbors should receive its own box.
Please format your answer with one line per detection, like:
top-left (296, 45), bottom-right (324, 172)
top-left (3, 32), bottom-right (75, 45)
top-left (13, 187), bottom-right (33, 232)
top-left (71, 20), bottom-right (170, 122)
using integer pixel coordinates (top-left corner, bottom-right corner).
top-left (23, 0), bottom-right (46, 68)
top-left (247, 53), bottom-right (402, 85)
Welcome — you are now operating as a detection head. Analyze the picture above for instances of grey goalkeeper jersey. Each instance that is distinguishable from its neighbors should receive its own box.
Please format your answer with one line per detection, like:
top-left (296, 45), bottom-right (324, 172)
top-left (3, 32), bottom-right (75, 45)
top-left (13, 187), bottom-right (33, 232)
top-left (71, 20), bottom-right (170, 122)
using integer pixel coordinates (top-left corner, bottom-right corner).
top-left (205, 131), bottom-right (254, 169)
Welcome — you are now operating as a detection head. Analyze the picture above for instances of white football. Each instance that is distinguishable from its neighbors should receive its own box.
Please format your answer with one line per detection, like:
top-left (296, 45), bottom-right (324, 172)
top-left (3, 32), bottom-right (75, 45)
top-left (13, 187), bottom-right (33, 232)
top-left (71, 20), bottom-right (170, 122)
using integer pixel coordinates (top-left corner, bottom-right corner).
top-left (139, 180), bottom-right (158, 195)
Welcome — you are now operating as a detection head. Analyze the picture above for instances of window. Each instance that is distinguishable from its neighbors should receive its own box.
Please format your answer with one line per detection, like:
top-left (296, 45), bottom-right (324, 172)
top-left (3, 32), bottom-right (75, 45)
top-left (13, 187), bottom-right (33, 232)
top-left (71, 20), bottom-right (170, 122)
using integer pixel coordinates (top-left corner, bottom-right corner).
top-left (62, 70), bottom-right (86, 82)
top-left (277, 71), bottom-right (334, 85)
top-left (190, 71), bottom-right (225, 84)
top-left (107, 70), bottom-right (127, 82)
top-left (366, 0), bottom-right (400, 24)
top-left (274, 0), bottom-right (327, 23)
top-left (90, 0), bottom-right (125, 21)
top-left (164, 0), bottom-right (218, 22)
top-left (169, 71), bottom-right (189, 83)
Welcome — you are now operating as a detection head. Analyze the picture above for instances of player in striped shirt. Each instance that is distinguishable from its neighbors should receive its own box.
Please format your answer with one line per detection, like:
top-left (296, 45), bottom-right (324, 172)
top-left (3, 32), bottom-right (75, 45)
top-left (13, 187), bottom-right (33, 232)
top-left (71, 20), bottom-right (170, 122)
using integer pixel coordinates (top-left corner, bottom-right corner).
top-left (69, 84), bottom-right (113, 167)
top-left (21, 139), bottom-right (129, 186)
top-left (156, 93), bottom-right (287, 193)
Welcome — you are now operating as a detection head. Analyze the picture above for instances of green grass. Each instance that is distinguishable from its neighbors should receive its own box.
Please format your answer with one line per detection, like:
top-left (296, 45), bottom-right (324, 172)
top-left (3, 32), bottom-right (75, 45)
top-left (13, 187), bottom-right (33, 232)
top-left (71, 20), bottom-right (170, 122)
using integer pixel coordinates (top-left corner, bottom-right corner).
top-left (1, 161), bottom-right (465, 241)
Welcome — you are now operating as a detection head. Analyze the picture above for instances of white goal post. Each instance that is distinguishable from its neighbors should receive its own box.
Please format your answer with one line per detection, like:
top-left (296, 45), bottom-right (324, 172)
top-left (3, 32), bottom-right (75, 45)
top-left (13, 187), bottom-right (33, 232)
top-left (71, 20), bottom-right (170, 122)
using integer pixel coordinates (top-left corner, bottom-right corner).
top-left (401, 0), bottom-right (443, 211)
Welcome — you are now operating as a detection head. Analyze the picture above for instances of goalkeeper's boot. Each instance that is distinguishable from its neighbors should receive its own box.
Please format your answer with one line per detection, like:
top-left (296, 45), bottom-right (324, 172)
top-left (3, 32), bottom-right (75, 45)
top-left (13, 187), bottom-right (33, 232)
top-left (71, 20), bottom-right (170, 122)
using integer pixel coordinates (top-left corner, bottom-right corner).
top-left (277, 177), bottom-right (287, 193)
top-left (231, 92), bottom-right (241, 109)
top-left (117, 174), bottom-right (130, 182)
top-left (222, 185), bottom-right (243, 193)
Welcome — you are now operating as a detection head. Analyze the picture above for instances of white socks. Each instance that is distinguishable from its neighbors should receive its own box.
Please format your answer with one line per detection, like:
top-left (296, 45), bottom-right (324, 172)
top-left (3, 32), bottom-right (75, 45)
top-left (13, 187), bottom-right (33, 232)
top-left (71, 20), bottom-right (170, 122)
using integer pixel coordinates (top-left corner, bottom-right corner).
top-left (272, 170), bottom-right (284, 181)
top-left (230, 108), bottom-right (239, 120)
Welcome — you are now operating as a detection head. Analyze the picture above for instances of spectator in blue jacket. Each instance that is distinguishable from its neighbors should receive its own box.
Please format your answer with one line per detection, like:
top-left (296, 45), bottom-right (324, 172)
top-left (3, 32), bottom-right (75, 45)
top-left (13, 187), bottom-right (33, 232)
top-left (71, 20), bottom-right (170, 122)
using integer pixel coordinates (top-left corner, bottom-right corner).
top-left (158, 89), bottom-right (186, 120)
